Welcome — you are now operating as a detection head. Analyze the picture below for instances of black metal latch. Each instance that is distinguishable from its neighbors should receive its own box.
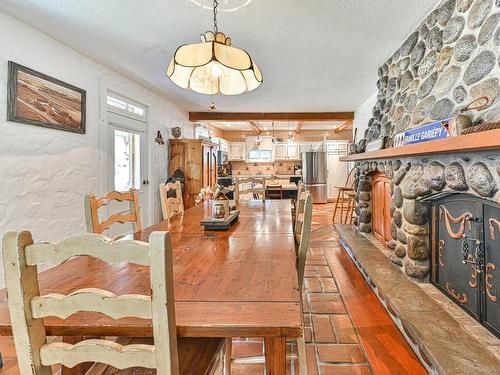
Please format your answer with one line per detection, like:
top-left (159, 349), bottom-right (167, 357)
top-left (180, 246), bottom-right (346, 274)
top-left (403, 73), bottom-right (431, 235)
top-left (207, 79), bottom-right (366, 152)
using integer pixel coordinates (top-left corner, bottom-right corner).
top-left (461, 234), bottom-right (484, 270)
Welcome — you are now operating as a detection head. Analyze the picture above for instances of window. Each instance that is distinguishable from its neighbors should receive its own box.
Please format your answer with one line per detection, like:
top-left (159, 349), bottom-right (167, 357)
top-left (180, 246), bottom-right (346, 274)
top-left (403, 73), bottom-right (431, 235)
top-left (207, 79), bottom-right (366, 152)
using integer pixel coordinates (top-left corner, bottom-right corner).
top-left (248, 149), bottom-right (273, 161)
top-left (107, 92), bottom-right (147, 120)
top-left (114, 129), bottom-right (141, 191)
top-left (195, 124), bottom-right (209, 139)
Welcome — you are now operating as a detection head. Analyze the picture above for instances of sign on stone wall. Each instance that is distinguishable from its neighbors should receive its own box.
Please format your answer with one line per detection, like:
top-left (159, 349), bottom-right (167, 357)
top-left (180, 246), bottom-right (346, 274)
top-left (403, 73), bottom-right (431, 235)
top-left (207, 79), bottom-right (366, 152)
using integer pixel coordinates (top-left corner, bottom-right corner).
top-left (393, 119), bottom-right (450, 147)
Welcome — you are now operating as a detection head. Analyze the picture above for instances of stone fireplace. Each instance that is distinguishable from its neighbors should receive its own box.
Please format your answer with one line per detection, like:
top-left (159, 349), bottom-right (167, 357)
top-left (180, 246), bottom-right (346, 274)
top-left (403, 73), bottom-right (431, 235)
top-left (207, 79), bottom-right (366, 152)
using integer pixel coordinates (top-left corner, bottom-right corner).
top-left (353, 154), bottom-right (499, 279)
top-left (335, 0), bottom-right (500, 370)
top-left (348, 0), bottom-right (500, 280)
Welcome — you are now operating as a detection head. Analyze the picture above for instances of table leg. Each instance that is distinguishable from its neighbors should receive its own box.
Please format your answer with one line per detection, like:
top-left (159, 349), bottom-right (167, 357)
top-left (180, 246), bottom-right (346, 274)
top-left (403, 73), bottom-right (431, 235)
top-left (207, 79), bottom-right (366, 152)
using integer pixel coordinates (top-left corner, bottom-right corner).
top-left (264, 337), bottom-right (286, 375)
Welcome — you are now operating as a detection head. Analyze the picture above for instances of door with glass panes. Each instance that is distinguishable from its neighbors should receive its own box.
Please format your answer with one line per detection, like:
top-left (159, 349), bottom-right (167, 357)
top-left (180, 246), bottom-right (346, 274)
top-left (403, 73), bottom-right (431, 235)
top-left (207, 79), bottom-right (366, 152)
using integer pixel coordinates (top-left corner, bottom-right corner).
top-left (106, 93), bottom-right (149, 238)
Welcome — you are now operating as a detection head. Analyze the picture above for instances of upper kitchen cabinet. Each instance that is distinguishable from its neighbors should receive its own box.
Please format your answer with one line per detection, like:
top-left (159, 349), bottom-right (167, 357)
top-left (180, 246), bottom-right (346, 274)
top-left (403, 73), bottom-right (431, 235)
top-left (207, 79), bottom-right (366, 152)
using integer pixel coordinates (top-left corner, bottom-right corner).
top-left (229, 142), bottom-right (246, 161)
top-left (274, 144), bottom-right (301, 160)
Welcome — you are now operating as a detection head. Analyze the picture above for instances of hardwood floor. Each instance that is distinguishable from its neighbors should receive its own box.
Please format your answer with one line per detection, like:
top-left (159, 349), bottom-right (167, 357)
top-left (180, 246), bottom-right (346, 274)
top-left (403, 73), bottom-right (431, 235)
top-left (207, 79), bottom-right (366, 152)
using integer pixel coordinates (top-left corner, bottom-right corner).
top-left (232, 203), bottom-right (426, 374)
top-left (0, 204), bottom-right (426, 375)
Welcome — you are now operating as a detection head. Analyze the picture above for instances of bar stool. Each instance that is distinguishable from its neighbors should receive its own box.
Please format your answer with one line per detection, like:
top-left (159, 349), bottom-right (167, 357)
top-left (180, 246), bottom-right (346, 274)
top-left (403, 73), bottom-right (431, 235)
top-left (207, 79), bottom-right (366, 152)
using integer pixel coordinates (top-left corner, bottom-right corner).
top-left (267, 183), bottom-right (283, 199)
top-left (344, 190), bottom-right (357, 224)
top-left (332, 167), bottom-right (357, 223)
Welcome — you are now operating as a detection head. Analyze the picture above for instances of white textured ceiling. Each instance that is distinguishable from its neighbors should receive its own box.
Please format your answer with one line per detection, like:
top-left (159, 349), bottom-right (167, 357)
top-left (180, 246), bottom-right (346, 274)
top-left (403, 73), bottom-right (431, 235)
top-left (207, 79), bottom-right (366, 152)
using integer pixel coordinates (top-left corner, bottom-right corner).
top-left (0, 0), bottom-right (440, 112)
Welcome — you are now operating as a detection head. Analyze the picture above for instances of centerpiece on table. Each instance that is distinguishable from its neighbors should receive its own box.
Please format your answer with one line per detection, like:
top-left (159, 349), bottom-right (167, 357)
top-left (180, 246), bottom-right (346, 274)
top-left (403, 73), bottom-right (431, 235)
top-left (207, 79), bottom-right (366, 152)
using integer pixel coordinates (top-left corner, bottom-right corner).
top-left (195, 184), bottom-right (239, 230)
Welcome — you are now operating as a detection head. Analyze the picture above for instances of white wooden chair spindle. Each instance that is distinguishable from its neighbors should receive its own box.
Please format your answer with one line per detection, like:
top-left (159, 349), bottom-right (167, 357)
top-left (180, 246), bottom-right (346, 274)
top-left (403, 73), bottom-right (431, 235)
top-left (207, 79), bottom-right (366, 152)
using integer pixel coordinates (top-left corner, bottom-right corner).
top-left (2, 231), bottom-right (187, 375)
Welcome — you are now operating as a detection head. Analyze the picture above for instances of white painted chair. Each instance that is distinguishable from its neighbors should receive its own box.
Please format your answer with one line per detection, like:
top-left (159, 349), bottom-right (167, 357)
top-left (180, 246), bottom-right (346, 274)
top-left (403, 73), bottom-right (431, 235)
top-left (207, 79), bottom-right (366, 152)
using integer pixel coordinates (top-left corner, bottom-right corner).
top-left (295, 192), bottom-right (313, 375)
top-left (297, 193), bottom-right (313, 291)
top-left (294, 188), bottom-right (309, 245)
top-left (84, 189), bottom-right (142, 238)
top-left (234, 177), bottom-right (265, 203)
top-left (160, 181), bottom-right (184, 220)
top-left (2, 231), bottom-right (224, 375)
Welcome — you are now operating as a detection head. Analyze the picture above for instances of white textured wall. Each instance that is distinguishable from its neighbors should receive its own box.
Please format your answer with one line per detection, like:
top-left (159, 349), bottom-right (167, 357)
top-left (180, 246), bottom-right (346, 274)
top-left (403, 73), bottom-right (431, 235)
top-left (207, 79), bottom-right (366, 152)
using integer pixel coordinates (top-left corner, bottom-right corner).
top-left (353, 92), bottom-right (377, 143)
top-left (0, 11), bottom-right (192, 287)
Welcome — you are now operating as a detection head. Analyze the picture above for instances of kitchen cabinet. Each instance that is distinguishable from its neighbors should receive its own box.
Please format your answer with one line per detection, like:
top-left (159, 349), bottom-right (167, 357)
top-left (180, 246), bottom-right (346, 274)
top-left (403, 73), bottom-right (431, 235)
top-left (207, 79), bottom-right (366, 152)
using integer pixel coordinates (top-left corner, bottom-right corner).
top-left (288, 144), bottom-right (301, 159)
top-left (229, 142), bottom-right (246, 161)
top-left (274, 144), bottom-right (301, 160)
top-left (169, 139), bottom-right (218, 208)
top-left (219, 139), bottom-right (229, 152)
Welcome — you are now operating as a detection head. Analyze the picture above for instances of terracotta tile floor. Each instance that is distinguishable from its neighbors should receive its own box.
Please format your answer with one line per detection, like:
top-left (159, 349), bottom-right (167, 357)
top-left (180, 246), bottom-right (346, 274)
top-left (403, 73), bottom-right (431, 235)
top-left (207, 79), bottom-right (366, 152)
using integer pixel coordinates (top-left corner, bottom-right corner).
top-left (231, 203), bottom-right (426, 374)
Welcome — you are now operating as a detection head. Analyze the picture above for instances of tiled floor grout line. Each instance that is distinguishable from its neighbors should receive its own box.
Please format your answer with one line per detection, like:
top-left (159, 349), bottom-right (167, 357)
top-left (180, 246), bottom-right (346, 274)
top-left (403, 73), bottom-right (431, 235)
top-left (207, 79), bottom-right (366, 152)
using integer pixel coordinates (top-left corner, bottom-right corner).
top-left (314, 244), bottom-right (374, 373)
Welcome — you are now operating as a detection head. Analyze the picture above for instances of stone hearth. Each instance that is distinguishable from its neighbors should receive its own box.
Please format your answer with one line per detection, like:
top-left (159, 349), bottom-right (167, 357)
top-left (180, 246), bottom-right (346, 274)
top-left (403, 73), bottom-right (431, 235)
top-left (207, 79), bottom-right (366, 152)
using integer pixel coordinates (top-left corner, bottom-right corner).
top-left (353, 152), bottom-right (499, 279)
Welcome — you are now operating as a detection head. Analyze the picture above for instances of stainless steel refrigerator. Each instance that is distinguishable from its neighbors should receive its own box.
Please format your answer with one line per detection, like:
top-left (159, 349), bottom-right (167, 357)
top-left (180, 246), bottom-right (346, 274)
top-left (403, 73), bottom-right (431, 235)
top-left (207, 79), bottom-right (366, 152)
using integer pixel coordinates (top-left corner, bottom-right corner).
top-left (302, 151), bottom-right (327, 203)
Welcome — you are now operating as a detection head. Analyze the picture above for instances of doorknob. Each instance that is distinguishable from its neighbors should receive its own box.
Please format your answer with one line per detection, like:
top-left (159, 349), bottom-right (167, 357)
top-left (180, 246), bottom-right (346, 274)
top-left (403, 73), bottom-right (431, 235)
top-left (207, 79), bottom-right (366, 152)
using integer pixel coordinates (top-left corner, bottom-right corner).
top-left (142, 180), bottom-right (150, 185)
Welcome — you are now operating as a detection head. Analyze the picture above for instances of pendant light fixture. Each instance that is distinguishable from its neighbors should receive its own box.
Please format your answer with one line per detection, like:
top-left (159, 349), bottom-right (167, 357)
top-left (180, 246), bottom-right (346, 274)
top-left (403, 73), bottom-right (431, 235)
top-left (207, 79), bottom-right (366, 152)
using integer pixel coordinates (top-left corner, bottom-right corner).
top-left (167, 0), bottom-right (263, 96)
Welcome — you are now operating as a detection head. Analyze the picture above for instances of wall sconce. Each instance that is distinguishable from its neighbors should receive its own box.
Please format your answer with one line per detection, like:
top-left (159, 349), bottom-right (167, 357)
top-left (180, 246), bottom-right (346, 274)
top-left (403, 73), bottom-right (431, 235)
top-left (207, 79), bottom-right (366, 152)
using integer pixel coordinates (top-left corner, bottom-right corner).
top-left (155, 130), bottom-right (165, 145)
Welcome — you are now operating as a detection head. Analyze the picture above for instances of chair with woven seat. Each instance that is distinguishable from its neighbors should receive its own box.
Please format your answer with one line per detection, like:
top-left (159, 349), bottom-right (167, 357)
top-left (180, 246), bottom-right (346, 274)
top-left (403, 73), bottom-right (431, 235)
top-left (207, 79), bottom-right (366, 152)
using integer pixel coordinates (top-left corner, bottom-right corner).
top-left (332, 167), bottom-right (357, 223)
top-left (160, 181), bottom-right (184, 220)
top-left (84, 189), bottom-right (142, 239)
top-left (2, 230), bottom-right (225, 375)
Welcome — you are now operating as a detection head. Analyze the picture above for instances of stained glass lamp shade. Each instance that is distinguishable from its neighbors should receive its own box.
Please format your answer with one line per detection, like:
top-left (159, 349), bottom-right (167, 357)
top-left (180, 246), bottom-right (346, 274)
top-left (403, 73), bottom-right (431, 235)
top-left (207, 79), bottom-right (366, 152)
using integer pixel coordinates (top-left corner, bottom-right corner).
top-left (167, 31), bottom-right (263, 95)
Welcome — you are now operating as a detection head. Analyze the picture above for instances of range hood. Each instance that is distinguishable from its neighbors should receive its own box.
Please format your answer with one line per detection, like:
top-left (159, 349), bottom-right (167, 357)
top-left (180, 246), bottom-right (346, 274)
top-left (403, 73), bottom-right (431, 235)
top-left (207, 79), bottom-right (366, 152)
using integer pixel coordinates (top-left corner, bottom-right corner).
top-left (245, 136), bottom-right (274, 162)
top-left (245, 136), bottom-right (274, 151)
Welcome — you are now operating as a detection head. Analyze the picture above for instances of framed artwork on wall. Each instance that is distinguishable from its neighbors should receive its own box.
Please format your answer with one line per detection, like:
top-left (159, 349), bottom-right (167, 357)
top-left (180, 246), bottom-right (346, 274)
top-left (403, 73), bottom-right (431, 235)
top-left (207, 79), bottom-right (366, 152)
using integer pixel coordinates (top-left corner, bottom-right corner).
top-left (7, 61), bottom-right (86, 134)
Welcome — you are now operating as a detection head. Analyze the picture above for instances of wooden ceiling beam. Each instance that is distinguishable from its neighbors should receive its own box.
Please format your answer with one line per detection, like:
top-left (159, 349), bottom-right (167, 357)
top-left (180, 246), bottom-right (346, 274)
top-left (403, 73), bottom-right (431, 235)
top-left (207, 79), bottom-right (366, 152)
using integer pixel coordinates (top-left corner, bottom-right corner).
top-left (248, 121), bottom-right (262, 134)
top-left (334, 120), bottom-right (353, 133)
top-left (295, 121), bottom-right (303, 134)
top-left (189, 112), bottom-right (354, 122)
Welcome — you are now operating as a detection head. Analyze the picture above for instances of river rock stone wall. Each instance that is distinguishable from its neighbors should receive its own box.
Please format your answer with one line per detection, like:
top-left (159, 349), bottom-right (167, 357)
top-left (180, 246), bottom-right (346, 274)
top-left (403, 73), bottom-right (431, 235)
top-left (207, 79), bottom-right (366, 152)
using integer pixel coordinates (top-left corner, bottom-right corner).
top-left (354, 152), bottom-right (499, 279)
top-left (356, 0), bottom-right (500, 150)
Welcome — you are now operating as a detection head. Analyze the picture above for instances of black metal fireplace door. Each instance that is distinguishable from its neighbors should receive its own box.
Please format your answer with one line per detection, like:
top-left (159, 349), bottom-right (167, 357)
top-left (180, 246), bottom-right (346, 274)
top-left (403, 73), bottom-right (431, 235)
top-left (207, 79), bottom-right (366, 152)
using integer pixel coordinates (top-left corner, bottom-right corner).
top-left (423, 193), bottom-right (499, 338)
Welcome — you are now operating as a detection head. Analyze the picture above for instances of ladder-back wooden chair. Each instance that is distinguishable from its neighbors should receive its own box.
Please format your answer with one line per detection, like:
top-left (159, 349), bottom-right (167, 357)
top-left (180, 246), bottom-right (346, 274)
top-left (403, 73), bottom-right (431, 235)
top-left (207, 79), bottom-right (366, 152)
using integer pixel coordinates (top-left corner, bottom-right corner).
top-left (332, 167), bottom-right (357, 223)
top-left (296, 192), bottom-right (313, 375)
top-left (294, 188), bottom-right (308, 242)
top-left (160, 181), bottom-right (184, 220)
top-left (84, 189), bottom-right (142, 238)
top-left (2, 231), bottom-right (224, 375)
top-left (234, 177), bottom-right (265, 203)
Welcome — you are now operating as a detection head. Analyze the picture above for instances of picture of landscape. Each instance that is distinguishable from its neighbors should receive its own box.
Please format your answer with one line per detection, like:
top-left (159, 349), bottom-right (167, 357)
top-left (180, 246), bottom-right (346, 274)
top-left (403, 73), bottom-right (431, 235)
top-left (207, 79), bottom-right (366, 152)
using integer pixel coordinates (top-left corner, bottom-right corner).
top-left (7, 62), bottom-right (86, 133)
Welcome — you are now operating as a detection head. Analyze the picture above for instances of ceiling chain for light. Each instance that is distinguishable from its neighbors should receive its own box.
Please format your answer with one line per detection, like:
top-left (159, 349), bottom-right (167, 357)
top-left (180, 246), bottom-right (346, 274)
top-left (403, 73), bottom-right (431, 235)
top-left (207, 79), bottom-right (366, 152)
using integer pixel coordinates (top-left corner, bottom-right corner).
top-left (213, 0), bottom-right (218, 33)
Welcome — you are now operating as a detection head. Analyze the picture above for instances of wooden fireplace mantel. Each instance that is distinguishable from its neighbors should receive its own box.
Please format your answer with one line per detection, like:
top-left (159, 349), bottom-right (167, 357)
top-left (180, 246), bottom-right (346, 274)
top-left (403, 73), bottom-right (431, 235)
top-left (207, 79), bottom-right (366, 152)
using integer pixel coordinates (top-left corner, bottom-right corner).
top-left (340, 129), bottom-right (500, 162)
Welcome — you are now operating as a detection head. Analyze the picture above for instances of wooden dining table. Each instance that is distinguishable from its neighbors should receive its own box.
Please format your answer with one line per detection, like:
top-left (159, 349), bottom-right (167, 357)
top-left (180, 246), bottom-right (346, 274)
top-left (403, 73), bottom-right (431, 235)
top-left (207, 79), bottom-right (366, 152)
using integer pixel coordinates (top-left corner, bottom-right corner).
top-left (0, 199), bottom-right (302, 375)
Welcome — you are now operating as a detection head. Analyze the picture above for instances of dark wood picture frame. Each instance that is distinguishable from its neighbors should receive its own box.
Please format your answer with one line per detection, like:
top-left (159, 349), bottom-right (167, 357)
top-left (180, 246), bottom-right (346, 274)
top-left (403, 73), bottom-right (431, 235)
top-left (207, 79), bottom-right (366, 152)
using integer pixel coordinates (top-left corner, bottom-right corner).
top-left (7, 61), bottom-right (86, 134)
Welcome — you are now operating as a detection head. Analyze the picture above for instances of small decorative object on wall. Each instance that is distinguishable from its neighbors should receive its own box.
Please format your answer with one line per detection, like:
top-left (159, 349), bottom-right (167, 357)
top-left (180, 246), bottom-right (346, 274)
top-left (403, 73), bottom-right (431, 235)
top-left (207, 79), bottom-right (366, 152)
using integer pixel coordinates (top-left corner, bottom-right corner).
top-left (170, 126), bottom-right (182, 139)
top-left (393, 119), bottom-right (450, 147)
top-left (7, 61), bottom-right (86, 134)
top-left (155, 130), bottom-right (165, 145)
top-left (448, 96), bottom-right (490, 136)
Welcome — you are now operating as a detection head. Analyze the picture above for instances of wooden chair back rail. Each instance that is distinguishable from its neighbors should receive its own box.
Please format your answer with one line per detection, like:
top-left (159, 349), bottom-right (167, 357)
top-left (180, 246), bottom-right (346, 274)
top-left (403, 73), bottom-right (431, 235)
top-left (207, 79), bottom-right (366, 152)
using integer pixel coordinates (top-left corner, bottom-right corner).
top-left (25, 235), bottom-right (150, 266)
top-left (235, 177), bottom-right (265, 203)
top-left (160, 182), bottom-right (184, 221)
top-left (2, 231), bottom-right (179, 375)
top-left (294, 191), bottom-right (308, 238)
top-left (84, 189), bottom-right (142, 236)
top-left (297, 193), bottom-right (313, 290)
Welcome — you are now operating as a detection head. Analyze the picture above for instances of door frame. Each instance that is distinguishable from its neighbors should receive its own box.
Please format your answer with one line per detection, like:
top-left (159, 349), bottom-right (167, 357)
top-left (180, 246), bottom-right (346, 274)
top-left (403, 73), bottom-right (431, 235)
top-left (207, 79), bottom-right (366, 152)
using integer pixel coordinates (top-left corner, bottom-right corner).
top-left (98, 81), bottom-right (153, 228)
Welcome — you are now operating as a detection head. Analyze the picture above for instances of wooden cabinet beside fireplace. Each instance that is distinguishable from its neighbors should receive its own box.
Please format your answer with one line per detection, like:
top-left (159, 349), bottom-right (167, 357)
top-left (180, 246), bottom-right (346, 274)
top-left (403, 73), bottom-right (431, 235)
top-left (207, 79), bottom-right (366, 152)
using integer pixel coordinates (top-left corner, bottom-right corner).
top-left (169, 139), bottom-right (217, 208)
top-left (371, 172), bottom-right (392, 246)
